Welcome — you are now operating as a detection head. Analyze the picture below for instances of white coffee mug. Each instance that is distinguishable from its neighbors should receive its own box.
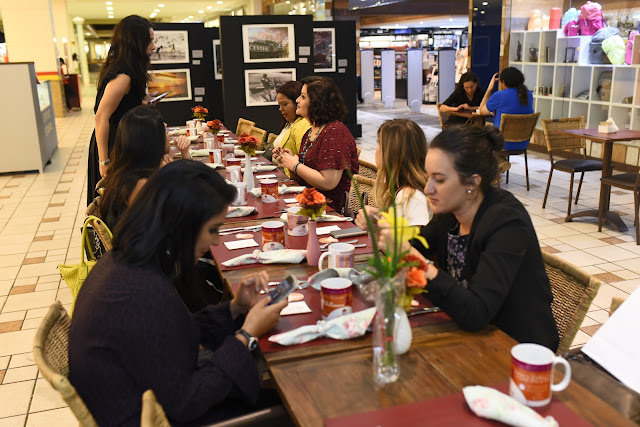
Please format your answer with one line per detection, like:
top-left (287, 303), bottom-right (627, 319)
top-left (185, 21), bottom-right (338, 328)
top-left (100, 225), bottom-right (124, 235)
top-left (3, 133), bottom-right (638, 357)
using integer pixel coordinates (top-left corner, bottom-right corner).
top-left (204, 137), bottom-right (215, 150)
top-left (227, 166), bottom-right (242, 183)
top-left (231, 182), bottom-right (247, 206)
top-left (509, 343), bottom-right (571, 407)
top-left (186, 120), bottom-right (196, 129)
top-left (318, 243), bottom-right (355, 271)
top-left (211, 149), bottom-right (222, 164)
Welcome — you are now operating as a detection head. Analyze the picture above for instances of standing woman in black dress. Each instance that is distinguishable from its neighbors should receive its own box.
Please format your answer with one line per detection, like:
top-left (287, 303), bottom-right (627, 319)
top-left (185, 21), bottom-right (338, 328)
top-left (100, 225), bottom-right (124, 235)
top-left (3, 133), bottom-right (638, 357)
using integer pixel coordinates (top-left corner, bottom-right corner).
top-left (87, 15), bottom-right (156, 205)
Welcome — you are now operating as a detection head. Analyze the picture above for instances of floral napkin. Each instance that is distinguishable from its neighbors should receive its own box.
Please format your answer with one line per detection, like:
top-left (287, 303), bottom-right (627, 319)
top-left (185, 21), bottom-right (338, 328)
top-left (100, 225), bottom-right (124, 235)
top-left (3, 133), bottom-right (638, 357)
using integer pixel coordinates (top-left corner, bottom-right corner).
top-left (268, 307), bottom-right (376, 346)
top-left (241, 165), bottom-right (278, 173)
top-left (167, 128), bottom-right (187, 136)
top-left (463, 386), bottom-right (558, 427)
top-left (190, 149), bottom-right (210, 157)
top-left (249, 185), bottom-right (306, 198)
top-left (226, 206), bottom-right (257, 218)
top-left (222, 249), bottom-right (306, 267)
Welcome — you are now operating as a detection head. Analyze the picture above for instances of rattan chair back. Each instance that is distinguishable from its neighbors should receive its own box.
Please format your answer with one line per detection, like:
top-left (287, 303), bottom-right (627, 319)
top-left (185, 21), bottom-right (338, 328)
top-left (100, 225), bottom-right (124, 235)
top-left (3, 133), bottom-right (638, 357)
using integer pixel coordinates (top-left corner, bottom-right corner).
top-left (141, 390), bottom-right (171, 427)
top-left (356, 146), bottom-right (362, 158)
top-left (248, 126), bottom-right (267, 146)
top-left (33, 301), bottom-right (98, 427)
top-left (348, 174), bottom-right (378, 215)
top-left (542, 252), bottom-right (601, 354)
top-left (358, 159), bottom-right (378, 179)
top-left (499, 112), bottom-right (540, 143)
top-left (542, 117), bottom-right (586, 152)
top-left (236, 118), bottom-right (255, 137)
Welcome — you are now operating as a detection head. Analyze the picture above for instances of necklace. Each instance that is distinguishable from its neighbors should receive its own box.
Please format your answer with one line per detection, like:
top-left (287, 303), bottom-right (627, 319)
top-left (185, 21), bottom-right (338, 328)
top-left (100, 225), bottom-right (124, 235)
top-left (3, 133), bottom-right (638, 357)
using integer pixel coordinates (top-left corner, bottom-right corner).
top-left (299, 124), bottom-right (325, 162)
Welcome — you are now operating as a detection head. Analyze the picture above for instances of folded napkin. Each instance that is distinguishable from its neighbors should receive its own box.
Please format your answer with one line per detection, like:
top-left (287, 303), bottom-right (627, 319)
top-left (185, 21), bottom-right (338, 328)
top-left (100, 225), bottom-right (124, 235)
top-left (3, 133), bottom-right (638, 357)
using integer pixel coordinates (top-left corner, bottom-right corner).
top-left (280, 186), bottom-right (305, 194)
top-left (278, 212), bottom-right (352, 222)
top-left (167, 129), bottom-right (187, 136)
top-left (226, 206), bottom-right (257, 218)
top-left (268, 307), bottom-right (376, 346)
top-left (222, 249), bottom-right (306, 267)
top-left (205, 163), bottom-right (224, 169)
top-left (190, 149), bottom-right (210, 157)
top-left (187, 135), bottom-right (200, 142)
top-left (463, 386), bottom-right (558, 427)
top-left (242, 165), bottom-right (278, 173)
top-left (234, 150), bottom-right (266, 156)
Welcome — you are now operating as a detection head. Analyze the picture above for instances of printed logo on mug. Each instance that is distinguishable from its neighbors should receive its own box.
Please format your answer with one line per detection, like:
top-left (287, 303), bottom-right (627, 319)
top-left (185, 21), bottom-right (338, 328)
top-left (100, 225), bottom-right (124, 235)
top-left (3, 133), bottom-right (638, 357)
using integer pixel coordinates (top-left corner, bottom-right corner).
top-left (286, 206), bottom-right (309, 236)
top-left (227, 166), bottom-right (242, 183)
top-left (231, 182), bottom-right (247, 206)
top-left (261, 179), bottom-right (278, 203)
top-left (222, 144), bottom-right (235, 159)
top-left (261, 221), bottom-right (285, 251)
top-left (226, 158), bottom-right (242, 168)
top-left (509, 343), bottom-right (571, 407)
top-left (318, 243), bottom-right (355, 270)
top-left (320, 278), bottom-right (353, 320)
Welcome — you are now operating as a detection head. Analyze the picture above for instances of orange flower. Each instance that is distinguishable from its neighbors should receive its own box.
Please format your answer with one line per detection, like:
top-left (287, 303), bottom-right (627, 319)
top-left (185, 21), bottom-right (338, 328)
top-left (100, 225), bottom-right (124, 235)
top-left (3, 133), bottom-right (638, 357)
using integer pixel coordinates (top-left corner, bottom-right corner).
top-left (406, 267), bottom-right (427, 288)
top-left (296, 187), bottom-right (326, 209)
top-left (191, 105), bottom-right (208, 113)
top-left (401, 254), bottom-right (430, 271)
top-left (207, 119), bottom-right (222, 133)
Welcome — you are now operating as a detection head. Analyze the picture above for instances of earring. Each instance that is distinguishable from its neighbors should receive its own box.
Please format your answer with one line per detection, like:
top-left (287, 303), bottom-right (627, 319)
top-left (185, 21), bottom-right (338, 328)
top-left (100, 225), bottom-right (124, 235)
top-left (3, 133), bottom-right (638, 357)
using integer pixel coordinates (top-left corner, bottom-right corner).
top-left (467, 188), bottom-right (472, 194)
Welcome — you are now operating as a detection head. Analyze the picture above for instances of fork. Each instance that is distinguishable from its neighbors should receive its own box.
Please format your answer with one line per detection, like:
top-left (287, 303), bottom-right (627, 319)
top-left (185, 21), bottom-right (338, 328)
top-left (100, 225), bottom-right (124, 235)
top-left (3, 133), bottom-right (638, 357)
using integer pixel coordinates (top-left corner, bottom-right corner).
top-left (320, 239), bottom-right (358, 249)
top-left (219, 226), bottom-right (261, 236)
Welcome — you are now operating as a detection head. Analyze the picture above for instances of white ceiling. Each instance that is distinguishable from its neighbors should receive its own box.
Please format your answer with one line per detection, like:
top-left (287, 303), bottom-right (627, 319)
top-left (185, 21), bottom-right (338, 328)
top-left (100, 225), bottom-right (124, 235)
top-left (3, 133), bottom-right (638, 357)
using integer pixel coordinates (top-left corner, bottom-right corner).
top-left (361, 15), bottom-right (469, 29)
top-left (65, 0), bottom-right (249, 24)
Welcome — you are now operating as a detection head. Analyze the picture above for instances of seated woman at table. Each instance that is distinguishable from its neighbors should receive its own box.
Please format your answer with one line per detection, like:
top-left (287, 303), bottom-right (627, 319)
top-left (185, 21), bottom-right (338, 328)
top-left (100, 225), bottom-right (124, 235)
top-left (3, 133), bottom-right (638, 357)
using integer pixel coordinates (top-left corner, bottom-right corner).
top-left (265, 80), bottom-right (310, 167)
top-left (439, 72), bottom-right (485, 126)
top-left (354, 119), bottom-right (430, 227)
top-left (478, 67), bottom-right (534, 151)
top-left (406, 125), bottom-right (559, 351)
top-left (274, 76), bottom-right (359, 213)
top-left (96, 106), bottom-right (190, 230)
top-left (69, 160), bottom-right (288, 426)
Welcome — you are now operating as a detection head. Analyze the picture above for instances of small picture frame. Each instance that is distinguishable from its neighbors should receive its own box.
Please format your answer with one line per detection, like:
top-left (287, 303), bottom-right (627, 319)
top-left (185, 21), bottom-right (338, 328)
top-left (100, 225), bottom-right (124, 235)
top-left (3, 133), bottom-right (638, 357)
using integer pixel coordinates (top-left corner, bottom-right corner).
top-left (564, 47), bottom-right (576, 63)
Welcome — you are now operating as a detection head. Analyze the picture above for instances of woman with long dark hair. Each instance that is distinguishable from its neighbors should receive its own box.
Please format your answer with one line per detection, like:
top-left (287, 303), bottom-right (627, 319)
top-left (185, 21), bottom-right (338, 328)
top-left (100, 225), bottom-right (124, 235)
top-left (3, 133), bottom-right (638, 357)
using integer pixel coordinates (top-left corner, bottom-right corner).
top-left (439, 71), bottom-right (485, 126)
top-left (268, 80), bottom-right (310, 166)
top-left (479, 67), bottom-right (534, 151)
top-left (70, 161), bottom-right (288, 425)
top-left (274, 76), bottom-right (359, 212)
top-left (87, 15), bottom-right (156, 205)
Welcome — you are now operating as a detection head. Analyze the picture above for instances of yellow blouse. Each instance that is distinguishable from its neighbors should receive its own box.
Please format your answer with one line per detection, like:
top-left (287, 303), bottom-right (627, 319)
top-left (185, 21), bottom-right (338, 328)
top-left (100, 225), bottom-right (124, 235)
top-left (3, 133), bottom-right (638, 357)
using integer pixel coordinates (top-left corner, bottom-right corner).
top-left (277, 116), bottom-right (311, 156)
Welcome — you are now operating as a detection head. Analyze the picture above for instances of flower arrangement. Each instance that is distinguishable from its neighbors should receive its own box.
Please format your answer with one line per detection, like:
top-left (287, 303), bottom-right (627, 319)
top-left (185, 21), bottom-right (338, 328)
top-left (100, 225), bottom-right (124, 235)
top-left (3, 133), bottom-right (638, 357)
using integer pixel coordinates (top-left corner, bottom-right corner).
top-left (400, 254), bottom-right (430, 312)
top-left (296, 188), bottom-right (326, 220)
top-left (207, 119), bottom-right (222, 134)
top-left (192, 105), bottom-right (208, 121)
top-left (238, 133), bottom-right (260, 156)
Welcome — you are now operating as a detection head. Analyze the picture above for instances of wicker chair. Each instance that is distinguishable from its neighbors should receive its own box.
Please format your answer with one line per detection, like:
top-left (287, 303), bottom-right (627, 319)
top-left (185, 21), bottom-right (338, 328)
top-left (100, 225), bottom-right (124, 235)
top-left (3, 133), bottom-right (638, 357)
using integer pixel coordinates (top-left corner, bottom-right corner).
top-left (358, 159), bottom-right (378, 179)
top-left (541, 117), bottom-right (603, 218)
top-left (356, 146), bottom-right (362, 157)
top-left (264, 133), bottom-right (277, 153)
top-left (436, 102), bottom-right (448, 130)
top-left (141, 390), bottom-right (171, 427)
top-left (599, 171), bottom-right (640, 245)
top-left (347, 174), bottom-right (378, 217)
top-left (33, 301), bottom-right (98, 427)
top-left (236, 118), bottom-right (255, 137)
top-left (498, 112), bottom-right (540, 191)
top-left (542, 251), bottom-right (601, 354)
top-left (248, 126), bottom-right (267, 147)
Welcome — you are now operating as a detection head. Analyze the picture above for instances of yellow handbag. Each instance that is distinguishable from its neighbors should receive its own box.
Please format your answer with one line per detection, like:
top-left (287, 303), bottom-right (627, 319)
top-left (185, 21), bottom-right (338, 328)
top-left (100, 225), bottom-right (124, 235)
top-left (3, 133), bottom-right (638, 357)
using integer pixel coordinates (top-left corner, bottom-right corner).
top-left (58, 216), bottom-right (112, 315)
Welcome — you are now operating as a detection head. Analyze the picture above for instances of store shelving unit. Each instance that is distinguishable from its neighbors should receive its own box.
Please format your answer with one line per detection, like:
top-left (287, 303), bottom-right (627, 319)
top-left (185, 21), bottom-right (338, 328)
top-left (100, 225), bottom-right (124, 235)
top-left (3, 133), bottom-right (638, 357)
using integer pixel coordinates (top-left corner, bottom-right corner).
top-left (374, 53), bottom-right (382, 90)
top-left (395, 51), bottom-right (408, 99)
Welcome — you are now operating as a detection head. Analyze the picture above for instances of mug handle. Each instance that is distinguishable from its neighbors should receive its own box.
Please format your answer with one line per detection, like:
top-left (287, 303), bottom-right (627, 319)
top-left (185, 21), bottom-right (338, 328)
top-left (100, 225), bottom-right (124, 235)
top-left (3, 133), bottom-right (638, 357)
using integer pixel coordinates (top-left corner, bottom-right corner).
top-left (550, 356), bottom-right (571, 392)
top-left (317, 252), bottom-right (329, 271)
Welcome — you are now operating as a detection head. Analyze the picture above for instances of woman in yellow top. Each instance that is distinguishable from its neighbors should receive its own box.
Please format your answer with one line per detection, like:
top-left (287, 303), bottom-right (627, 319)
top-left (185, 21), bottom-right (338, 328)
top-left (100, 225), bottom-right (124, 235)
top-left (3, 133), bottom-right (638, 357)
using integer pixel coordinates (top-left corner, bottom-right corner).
top-left (269, 81), bottom-right (310, 175)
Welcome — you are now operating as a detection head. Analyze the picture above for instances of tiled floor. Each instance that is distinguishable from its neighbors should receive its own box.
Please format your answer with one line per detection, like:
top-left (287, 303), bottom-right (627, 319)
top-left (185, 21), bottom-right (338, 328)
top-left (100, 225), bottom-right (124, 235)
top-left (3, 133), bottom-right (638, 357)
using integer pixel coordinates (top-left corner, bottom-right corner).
top-left (0, 91), bottom-right (638, 424)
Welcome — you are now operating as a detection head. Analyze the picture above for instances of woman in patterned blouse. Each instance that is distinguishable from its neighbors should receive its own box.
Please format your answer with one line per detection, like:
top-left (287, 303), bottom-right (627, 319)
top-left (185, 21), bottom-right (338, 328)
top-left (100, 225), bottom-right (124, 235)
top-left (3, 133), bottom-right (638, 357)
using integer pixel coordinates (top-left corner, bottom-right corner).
top-left (274, 76), bottom-right (359, 212)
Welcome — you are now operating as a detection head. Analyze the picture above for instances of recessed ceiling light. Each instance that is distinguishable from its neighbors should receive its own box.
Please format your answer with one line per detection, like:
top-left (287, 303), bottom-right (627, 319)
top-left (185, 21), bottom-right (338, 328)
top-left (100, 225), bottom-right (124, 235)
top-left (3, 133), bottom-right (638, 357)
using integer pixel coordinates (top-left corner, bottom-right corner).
top-left (154, 8), bottom-right (160, 12)
top-left (106, 6), bottom-right (113, 10)
top-left (188, 15), bottom-right (193, 18)
top-left (420, 21), bottom-right (424, 24)
top-left (198, 10), bottom-right (204, 13)
top-left (480, 10), bottom-right (485, 13)
top-left (207, 5), bottom-right (212, 9)
top-left (109, 15), bottom-right (114, 18)
top-left (106, 1), bottom-right (112, 4)
top-left (158, 3), bottom-right (164, 7)
top-left (286, 1), bottom-right (290, 3)
top-left (86, 32), bottom-right (90, 36)
top-left (150, 13), bottom-right (156, 17)
top-left (473, 7), bottom-right (478, 10)
top-left (482, 1), bottom-right (488, 4)
top-left (217, 0), bottom-right (223, 4)
top-left (449, 18), bottom-right (453, 21)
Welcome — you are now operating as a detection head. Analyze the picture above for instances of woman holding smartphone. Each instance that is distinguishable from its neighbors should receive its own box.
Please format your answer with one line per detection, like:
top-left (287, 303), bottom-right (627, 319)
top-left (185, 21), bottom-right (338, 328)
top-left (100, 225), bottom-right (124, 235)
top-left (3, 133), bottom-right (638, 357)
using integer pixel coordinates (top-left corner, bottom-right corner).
top-left (87, 15), bottom-right (157, 206)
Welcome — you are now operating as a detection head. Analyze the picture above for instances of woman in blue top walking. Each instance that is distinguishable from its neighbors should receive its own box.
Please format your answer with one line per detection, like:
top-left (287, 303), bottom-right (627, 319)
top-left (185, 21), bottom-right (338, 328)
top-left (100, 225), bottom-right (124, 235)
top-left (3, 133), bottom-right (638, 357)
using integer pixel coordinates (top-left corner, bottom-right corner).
top-left (479, 67), bottom-right (534, 151)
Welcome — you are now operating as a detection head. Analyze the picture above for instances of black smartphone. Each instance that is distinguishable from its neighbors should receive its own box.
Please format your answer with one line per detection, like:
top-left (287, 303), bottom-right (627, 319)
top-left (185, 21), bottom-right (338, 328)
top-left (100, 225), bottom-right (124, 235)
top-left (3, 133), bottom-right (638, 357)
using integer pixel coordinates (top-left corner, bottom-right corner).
top-left (330, 227), bottom-right (367, 239)
top-left (267, 275), bottom-right (297, 305)
top-left (149, 92), bottom-right (170, 104)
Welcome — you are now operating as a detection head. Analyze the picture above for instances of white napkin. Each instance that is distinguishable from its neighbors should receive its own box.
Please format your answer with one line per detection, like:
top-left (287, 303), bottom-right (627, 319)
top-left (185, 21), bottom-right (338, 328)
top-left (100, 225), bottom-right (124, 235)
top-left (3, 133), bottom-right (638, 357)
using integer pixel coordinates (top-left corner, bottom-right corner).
top-left (190, 149), bottom-right (210, 157)
top-left (226, 206), bottom-right (257, 218)
top-left (241, 165), bottom-right (278, 173)
top-left (167, 129), bottom-right (187, 136)
top-left (278, 212), bottom-right (352, 222)
top-left (187, 135), bottom-right (200, 142)
top-left (280, 186), bottom-right (305, 194)
top-left (268, 307), bottom-right (377, 346)
top-left (463, 386), bottom-right (558, 427)
top-left (600, 117), bottom-right (620, 132)
top-left (205, 163), bottom-right (224, 169)
top-left (222, 249), bottom-right (306, 267)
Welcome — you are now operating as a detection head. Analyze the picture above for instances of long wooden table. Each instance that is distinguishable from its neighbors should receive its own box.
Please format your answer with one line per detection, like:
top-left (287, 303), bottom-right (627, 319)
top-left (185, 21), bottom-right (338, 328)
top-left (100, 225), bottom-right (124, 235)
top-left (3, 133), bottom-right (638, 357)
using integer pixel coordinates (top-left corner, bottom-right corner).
top-left (556, 129), bottom-right (640, 232)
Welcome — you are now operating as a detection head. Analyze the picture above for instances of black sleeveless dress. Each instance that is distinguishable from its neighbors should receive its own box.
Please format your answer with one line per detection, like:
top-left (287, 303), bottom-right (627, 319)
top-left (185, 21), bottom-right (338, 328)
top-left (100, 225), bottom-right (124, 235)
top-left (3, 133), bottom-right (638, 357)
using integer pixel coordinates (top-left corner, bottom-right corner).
top-left (87, 65), bottom-right (143, 206)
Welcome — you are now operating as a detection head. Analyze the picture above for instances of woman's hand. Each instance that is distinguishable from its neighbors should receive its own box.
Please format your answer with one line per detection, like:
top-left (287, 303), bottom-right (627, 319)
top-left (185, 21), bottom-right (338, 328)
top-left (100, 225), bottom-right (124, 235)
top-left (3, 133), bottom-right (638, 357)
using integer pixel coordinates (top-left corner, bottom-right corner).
top-left (99, 163), bottom-right (109, 178)
top-left (355, 205), bottom-right (380, 230)
top-left (241, 297), bottom-right (288, 338)
top-left (231, 271), bottom-right (269, 316)
top-left (142, 91), bottom-right (158, 105)
top-left (460, 103), bottom-right (470, 111)
top-left (275, 149), bottom-right (299, 171)
top-left (175, 135), bottom-right (191, 158)
top-left (486, 73), bottom-right (499, 91)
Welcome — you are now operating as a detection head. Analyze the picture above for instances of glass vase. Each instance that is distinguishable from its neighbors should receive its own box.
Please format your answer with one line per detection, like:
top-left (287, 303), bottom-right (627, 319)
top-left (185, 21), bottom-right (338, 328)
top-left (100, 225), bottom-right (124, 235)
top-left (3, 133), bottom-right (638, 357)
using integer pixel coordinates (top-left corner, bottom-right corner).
top-left (371, 272), bottom-right (406, 387)
top-left (243, 152), bottom-right (254, 192)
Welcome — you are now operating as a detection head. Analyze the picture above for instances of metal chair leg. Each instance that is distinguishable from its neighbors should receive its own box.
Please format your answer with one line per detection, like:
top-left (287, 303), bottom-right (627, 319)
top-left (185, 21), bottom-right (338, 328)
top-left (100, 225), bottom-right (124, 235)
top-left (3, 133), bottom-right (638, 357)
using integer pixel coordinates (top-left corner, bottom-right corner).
top-left (635, 189), bottom-right (639, 245)
top-left (524, 151), bottom-right (529, 191)
top-left (567, 172), bottom-right (575, 219)
top-left (542, 168), bottom-right (554, 209)
top-left (575, 172), bottom-right (584, 205)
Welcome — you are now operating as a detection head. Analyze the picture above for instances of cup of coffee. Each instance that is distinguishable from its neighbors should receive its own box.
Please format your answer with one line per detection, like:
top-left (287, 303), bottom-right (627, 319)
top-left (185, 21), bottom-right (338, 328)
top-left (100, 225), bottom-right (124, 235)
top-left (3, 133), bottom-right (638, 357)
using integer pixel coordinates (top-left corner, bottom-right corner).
top-left (222, 143), bottom-right (235, 160)
top-left (261, 179), bottom-right (278, 203)
top-left (186, 120), bottom-right (196, 129)
top-left (509, 343), bottom-right (571, 407)
top-left (211, 149), bottom-right (222, 164)
top-left (231, 182), bottom-right (247, 206)
top-left (186, 128), bottom-right (197, 137)
top-left (204, 137), bottom-right (215, 150)
top-left (318, 243), bottom-right (355, 271)
top-left (225, 158), bottom-right (242, 168)
top-left (227, 165), bottom-right (242, 182)
top-left (321, 278), bottom-right (353, 320)
top-left (286, 206), bottom-right (308, 236)
top-left (217, 134), bottom-right (225, 143)
top-left (261, 221), bottom-right (285, 251)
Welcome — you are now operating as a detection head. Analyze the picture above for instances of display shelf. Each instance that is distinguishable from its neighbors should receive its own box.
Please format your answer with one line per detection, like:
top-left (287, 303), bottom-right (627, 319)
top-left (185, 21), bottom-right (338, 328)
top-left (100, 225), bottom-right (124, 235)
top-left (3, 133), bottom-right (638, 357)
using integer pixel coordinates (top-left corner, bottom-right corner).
top-left (552, 99), bottom-right (570, 119)
top-left (610, 106), bottom-right (633, 130)
top-left (589, 104), bottom-right (610, 128)
top-left (524, 31), bottom-right (541, 63)
top-left (537, 97), bottom-right (552, 121)
top-left (611, 67), bottom-right (636, 104)
top-left (538, 64), bottom-right (554, 93)
top-left (632, 109), bottom-right (640, 130)
top-left (571, 66), bottom-right (591, 99)
top-left (554, 65), bottom-right (572, 98)
top-left (570, 101), bottom-right (589, 121)
top-left (540, 31), bottom-right (557, 64)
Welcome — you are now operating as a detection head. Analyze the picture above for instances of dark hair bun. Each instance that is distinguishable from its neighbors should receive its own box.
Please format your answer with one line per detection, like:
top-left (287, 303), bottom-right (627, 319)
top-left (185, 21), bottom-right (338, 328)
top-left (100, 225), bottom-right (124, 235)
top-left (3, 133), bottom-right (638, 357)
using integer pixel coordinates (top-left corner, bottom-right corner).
top-left (482, 126), bottom-right (504, 153)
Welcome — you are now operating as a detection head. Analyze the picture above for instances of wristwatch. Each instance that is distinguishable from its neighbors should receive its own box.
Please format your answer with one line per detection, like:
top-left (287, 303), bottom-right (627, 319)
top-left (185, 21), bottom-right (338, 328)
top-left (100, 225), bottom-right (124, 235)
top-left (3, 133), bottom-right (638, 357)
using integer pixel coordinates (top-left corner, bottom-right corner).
top-left (236, 329), bottom-right (258, 351)
top-left (98, 159), bottom-right (111, 166)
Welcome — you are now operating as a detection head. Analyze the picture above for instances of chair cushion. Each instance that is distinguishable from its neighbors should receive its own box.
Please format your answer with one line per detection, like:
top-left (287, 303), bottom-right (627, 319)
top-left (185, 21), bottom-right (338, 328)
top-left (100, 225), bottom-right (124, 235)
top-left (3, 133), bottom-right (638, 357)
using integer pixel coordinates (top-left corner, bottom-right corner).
top-left (601, 172), bottom-right (639, 189)
top-left (553, 158), bottom-right (603, 172)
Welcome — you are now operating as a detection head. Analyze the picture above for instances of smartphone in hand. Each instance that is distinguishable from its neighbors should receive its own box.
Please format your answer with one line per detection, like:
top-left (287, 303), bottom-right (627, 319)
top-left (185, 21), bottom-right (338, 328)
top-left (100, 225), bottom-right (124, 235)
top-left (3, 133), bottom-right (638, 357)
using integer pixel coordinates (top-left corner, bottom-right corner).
top-left (267, 275), bottom-right (297, 305)
top-left (149, 92), bottom-right (170, 104)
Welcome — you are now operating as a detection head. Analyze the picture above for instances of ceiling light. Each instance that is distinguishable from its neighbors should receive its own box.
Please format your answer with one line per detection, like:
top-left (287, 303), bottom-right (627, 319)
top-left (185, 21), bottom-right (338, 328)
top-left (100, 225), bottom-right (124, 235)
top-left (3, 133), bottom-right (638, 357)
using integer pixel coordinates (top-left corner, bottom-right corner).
top-left (480, 10), bottom-right (485, 13)
top-left (154, 8), bottom-right (160, 12)
top-left (217, 0), bottom-right (223, 4)
top-left (482, 1), bottom-right (488, 4)
top-left (109, 15), bottom-right (114, 18)
top-left (158, 4), bottom-right (164, 7)
top-left (286, 0), bottom-right (290, 3)
top-left (207, 5), bottom-right (212, 9)
top-left (449, 18), bottom-right (453, 21)
top-left (106, 6), bottom-right (113, 10)
top-left (106, 1), bottom-right (112, 4)
top-left (198, 10), bottom-right (204, 13)
top-left (150, 13), bottom-right (156, 18)
top-left (473, 7), bottom-right (478, 10)
top-left (188, 15), bottom-right (194, 18)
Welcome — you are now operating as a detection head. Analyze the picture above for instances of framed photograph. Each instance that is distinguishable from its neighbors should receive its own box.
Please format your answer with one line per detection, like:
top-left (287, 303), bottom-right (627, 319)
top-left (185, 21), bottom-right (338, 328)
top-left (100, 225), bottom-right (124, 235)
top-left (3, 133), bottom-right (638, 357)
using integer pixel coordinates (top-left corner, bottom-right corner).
top-left (313, 28), bottom-right (336, 72)
top-left (564, 47), bottom-right (576, 63)
top-left (244, 68), bottom-right (296, 106)
top-left (148, 68), bottom-right (192, 102)
top-left (151, 31), bottom-right (189, 64)
top-left (242, 24), bottom-right (295, 63)
top-left (212, 39), bottom-right (222, 80)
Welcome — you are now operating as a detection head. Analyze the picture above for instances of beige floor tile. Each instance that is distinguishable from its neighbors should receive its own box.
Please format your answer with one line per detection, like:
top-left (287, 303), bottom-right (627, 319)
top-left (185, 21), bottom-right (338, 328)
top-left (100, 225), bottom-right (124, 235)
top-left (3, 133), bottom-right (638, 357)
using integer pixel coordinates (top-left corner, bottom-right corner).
top-left (0, 414), bottom-right (26, 427)
top-left (28, 378), bottom-right (67, 413)
top-left (556, 234), bottom-right (610, 249)
top-left (0, 380), bottom-right (35, 418)
top-left (25, 308), bottom-right (48, 320)
top-left (612, 278), bottom-right (640, 294)
top-left (570, 330), bottom-right (591, 347)
top-left (12, 278), bottom-right (36, 287)
top-left (37, 275), bottom-right (60, 284)
top-left (613, 258), bottom-right (640, 274)
top-left (591, 283), bottom-right (629, 310)
top-left (593, 262), bottom-right (625, 273)
top-left (0, 267), bottom-right (19, 282)
top-left (580, 316), bottom-right (598, 328)
top-left (554, 250), bottom-right (605, 268)
top-left (16, 263), bottom-right (59, 280)
top-left (584, 246), bottom-right (639, 262)
top-left (0, 255), bottom-right (24, 269)
top-left (3, 365), bottom-right (38, 384)
top-left (0, 243), bottom-right (31, 256)
top-left (0, 312), bottom-right (25, 324)
top-left (0, 356), bottom-right (9, 370)
top-left (2, 290), bottom-right (57, 313)
top-left (55, 288), bottom-right (72, 305)
top-left (614, 269), bottom-right (640, 280)
top-left (34, 281), bottom-right (58, 292)
top-left (588, 309), bottom-right (610, 324)
top-left (20, 319), bottom-right (41, 331)
top-left (581, 265), bottom-right (605, 275)
top-left (535, 224), bottom-right (583, 238)
top-left (8, 353), bottom-right (34, 369)
top-left (27, 240), bottom-right (70, 253)
top-left (25, 407), bottom-right (76, 427)
top-left (0, 281), bottom-right (12, 297)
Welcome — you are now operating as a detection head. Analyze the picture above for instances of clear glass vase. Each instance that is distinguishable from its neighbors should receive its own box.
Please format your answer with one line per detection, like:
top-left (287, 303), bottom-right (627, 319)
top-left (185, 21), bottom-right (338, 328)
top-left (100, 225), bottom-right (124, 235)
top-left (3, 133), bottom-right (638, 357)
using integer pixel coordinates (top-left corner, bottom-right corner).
top-left (371, 272), bottom-right (406, 387)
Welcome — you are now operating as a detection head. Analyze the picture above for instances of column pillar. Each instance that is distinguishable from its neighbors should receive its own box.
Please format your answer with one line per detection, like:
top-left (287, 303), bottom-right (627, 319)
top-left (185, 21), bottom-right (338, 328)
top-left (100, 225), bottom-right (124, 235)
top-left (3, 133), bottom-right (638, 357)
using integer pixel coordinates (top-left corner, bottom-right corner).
top-left (73, 17), bottom-right (91, 86)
